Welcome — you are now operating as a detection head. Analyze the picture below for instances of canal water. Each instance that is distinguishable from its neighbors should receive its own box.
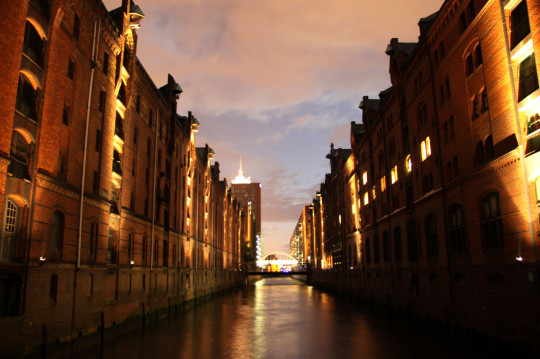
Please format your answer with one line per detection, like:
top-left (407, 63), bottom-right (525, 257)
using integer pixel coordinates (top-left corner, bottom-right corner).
top-left (49, 277), bottom-right (500, 359)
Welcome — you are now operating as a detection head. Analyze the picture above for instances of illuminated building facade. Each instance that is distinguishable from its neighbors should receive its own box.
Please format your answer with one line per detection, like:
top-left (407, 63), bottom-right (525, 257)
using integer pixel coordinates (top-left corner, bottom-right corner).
top-left (0, 0), bottom-right (248, 355)
top-left (308, 0), bottom-right (540, 346)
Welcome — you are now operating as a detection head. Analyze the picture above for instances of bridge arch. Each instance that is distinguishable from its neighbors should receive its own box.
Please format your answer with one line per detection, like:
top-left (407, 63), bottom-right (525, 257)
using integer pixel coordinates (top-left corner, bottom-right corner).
top-left (256, 252), bottom-right (305, 270)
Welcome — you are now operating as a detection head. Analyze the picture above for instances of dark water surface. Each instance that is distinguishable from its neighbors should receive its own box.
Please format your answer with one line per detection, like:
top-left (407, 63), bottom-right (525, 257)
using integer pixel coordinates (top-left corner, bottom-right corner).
top-left (52, 277), bottom-right (490, 359)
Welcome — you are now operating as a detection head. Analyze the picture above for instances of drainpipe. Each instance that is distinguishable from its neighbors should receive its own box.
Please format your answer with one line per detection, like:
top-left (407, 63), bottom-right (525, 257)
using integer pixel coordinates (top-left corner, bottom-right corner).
top-left (71, 17), bottom-right (100, 345)
top-left (498, 0), bottom-right (538, 267)
top-left (77, 19), bottom-right (100, 269)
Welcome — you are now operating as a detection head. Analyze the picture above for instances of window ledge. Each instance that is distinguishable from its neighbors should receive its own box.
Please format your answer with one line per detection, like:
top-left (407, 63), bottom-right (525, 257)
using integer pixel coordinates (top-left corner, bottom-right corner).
top-left (518, 87), bottom-right (540, 112)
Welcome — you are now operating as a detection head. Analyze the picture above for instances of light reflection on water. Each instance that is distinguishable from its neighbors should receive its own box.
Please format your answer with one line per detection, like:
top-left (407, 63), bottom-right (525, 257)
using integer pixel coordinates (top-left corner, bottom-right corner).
top-left (59, 277), bottom-right (481, 359)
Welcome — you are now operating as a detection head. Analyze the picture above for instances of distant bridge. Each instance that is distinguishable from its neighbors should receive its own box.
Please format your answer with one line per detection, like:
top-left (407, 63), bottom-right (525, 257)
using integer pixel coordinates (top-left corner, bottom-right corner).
top-left (247, 252), bottom-right (307, 275)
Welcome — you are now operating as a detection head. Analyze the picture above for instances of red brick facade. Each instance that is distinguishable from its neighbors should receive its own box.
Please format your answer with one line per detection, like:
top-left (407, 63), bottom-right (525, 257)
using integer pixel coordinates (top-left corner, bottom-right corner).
top-left (0, 0), bottom-right (249, 356)
top-left (306, 0), bottom-right (540, 347)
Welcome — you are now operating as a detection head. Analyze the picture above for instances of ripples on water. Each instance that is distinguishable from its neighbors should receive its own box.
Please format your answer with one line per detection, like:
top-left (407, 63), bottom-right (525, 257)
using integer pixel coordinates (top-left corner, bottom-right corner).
top-left (54, 277), bottom-right (485, 359)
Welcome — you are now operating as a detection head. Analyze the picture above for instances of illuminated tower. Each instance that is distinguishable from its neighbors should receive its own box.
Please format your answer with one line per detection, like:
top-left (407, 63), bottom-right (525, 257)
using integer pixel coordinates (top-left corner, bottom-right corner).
top-left (231, 157), bottom-right (262, 239)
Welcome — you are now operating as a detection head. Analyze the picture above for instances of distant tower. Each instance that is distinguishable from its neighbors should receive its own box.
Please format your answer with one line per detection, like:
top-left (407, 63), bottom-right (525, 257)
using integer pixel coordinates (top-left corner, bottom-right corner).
top-left (231, 157), bottom-right (262, 239)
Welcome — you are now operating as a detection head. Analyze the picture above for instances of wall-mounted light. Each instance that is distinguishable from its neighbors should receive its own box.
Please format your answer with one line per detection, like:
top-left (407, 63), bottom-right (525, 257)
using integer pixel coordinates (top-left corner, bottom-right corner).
top-left (130, 260), bottom-right (135, 268)
top-left (516, 256), bottom-right (523, 262)
top-left (39, 257), bottom-right (46, 266)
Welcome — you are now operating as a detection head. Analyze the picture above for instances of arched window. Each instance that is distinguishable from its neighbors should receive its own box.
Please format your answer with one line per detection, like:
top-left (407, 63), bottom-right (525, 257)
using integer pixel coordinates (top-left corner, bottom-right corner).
top-left (425, 214), bottom-right (438, 257)
top-left (15, 73), bottom-right (38, 120)
top-left (23, 21), bottom-right (45, 66)
top-left (2, 200), bottom-right (20, 261)
top-left (51, 211), bottom-right (64, 254)
top-left (475, 141), bottom-right (485, 165)
top-left (449, 205), bottom-right (466, 254)
top-left (49, 274), bottom-right (58, 304)
top-left (9, 131), bottom-right (31, 180)
top-left (73, 13), bottom-right (80, 41)
top-left (482, 193), bottom-right (503, 251)
top-left (485, 135), bottom-right (494, 159)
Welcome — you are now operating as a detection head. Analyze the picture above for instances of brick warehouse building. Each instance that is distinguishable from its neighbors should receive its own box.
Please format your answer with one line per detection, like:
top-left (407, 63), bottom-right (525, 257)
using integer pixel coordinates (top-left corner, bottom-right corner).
top-left (0, 0), bottom-right (249, 356)
top-left (307, 0), bottom-right (540, 347)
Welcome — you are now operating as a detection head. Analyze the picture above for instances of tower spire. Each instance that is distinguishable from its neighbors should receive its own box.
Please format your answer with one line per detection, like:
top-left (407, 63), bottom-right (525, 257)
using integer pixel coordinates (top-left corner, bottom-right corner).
top-left (232, 156), bottom-right (251, 184)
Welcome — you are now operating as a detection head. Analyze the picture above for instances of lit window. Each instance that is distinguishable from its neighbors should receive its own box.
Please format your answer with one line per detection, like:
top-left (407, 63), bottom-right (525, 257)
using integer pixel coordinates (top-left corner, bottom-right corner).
top-left (405, 155), bottom-right (412, 174)
top-left (362, 171), bottom-right (368, 185)
top-left (351, 204), bottom-right (355, 215)
top-left (391, 165), bottom-right (398, 184)
top-left (421, 137), bottom-right (431, 161)
top-left (363, 192), bottom-right (369, 205)
top-left (372, 186), bottom-right (376, 200)
top-left (380, 176), bottom-right (386, 192)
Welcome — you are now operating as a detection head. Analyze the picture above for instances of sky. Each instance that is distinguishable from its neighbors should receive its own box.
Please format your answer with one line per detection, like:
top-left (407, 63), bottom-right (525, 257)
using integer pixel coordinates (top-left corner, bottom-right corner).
top-left (103, 0), bottom-right (441, 254)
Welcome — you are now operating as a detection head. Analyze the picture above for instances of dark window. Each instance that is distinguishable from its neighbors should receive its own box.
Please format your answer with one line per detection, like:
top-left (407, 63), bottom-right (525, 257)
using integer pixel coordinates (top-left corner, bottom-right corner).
top-left (132, 158), bottom-right (136, 176)
top-left (440, 41), bottom-right (446, 58)
top-left (154, 239), bottom-right (159, 264)
top-left (134, 127), bottom-right (138, 145)
top-left (67, 58), bottom-right (75, 80)
top-left (58, 154), bottom-right (67, 179)
top-left (0, 275), bottom-right (22, 316)
top-left (95, 129), bottom-right (101, 152)
top-left (128, 233), bottom-right (134, 262)
top-left (485, 135), bottom-right (494, 159)
top-left (445, 77), bottom-right (451, 99)
top-left (142, 236), bottom-right (148, 265)
top-left (475, 44), bottom-right (483, 67)
top-left (511, 1), bottom-right (531, 48)
top-left (92, 171), bottom-right (99, 194)
top-left (103, 52), bottom-right (109, 75)
top-left (394, 227), bottom-right (402, 262)
top-left (449, 205), bottom-right (466, 254)
top-left (466, 54), bottom-right (474, 76)
top-left (9, 131), bottom-right (30, 180)
top-left (467, 1), bottom-right (476, 21)
top-left (460, 12), bottom-right (467, 32)
top-left (148, 109), bottom-right (153, 127)
top-left (476, 141), bottom-right (485, 165)
top-left (73, 14), bottom-right (80, 41)
top-left (449, 116), bottom-right (455, 138)
top-left (518, 54), bottom-right (539, 101)
top-left (23, 21), bottom-right (44, 67)
top-left (425, 214), bottom-right (438, 257)
top-left (472, 95), bottom-right (479, 118)
top-left (98, 90), bottom-right (106, 112)
top-left (482, 193), bottom-right (504, 251)
top-left (15, 74), bottom-right (38, 120)
top-left (51, 211), bottom-right (64, 253)
top-left (89, 222), bottom-right (97, 257)
top-left (62, 103), bottom-right (70, 125)
top-left (49, 274), bottom-right (58, 303)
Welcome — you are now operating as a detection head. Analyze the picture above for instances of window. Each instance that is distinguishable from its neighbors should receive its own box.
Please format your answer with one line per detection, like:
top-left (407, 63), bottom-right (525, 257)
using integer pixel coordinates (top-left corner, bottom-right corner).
top-left (407, 220), bottom-right (418, 262)
top-left (405, 155), bottom-right (412, 174)
top-left (51, 211), bottom-right (64, 253)
top-left (154, 239), bottom-right (159, 264)
top-left (425, 214), bottom-right (438, 257)
top-left (380, 176), bottom-right (386, 192)
top-left (482, 193), bottom-right (504, 251)
top-left (363, 192), bottom-right (369, 205)
top-left (362, 171), bottom-right (368, 185)
top-left (15, 74), bottom-right (38, 120)
top-left (2, 200), bottom-right (19, 261)
top-left (92, 171), bottom-right (99, 194)
top-left (73, 14), bottom-right (80, 41)
top-left (9, 131), bottom-right (30, 180)
top-left (475, 44), bottom-right (483, 68)
top-left (482, 88), bottom-right (489, 112)
top-left (445, 77), bottom-right (451, 99)
top-left (417, 103), bottom-right (428, 128)
top-left (391, 165), bottom-right (399, 184)
top-left (49, 274), bottom-right (58, 304)
top-left (142, 236), bottom-right (148, 265)
top-left (485, 135), bottom-right (494, 159)
top-left (62, 103), bottom-right (70, 125)
top-left (467, 1), bottom-right (476, 22)
top-left (58, 154), bottom-right (67, 179)
top-left (95, 129), bottom-right (101, 152)
top-left (421, 137), bottom-right (431, 161)
top-left (449, 205), bottom-right (466, 254)
top-left (67, 57), bottom-right (76, 79)
top-left (440, 41), bottom-right (446, 58)
top-left (511, 1), bottom-right (531, 48)
top-left (103, 52), bottom-right (109, 75)
top-left (472, 95), bottom-right (479, 118)
top-left (465, 54), bottom-right (474, 76)
top-left (148, 109), bottom-right (153, 127)
top-left (449, 116), bottom-right (455, 138)
top-left (394, 227), bottom-right (402, 262)
top-left (89, 222), bottom-right (97, 258)
top-left (460, 12), bottom-right (467, 32)
top-left (518, 54), bottom-right (539, 101)
top-left (476, 141), bottom-right (485, 165)
top-left (128, 233), bottom-right (134, 263)
top-left (98, 90), bottom-right (106, 113)
top-left (23, 21), bottom-right (44, 67)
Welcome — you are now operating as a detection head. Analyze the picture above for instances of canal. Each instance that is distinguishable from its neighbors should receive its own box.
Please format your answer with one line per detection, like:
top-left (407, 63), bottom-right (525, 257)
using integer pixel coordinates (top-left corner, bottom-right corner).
top-left (47, 277), bottom-right (503, 358)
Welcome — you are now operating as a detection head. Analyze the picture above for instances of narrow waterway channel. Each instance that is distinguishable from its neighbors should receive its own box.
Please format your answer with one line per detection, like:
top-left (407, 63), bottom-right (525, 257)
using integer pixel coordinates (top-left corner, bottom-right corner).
top-left (46, 277), bottom-right (503, 359)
